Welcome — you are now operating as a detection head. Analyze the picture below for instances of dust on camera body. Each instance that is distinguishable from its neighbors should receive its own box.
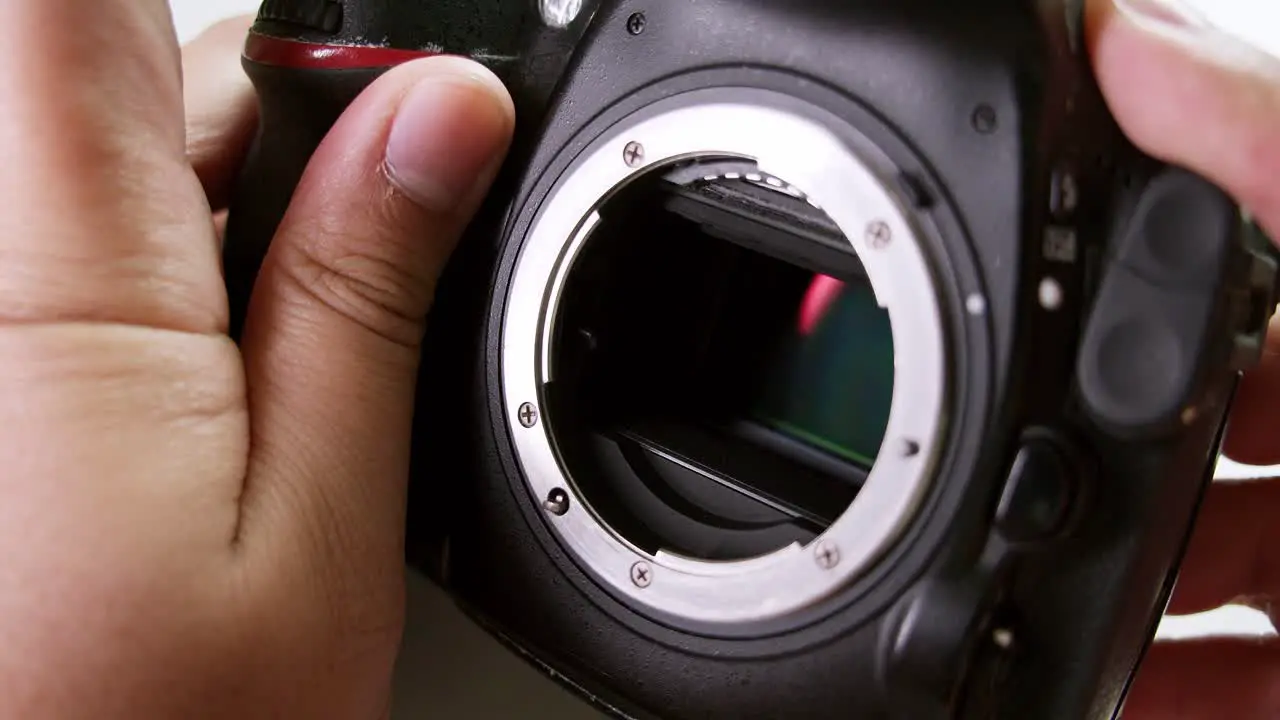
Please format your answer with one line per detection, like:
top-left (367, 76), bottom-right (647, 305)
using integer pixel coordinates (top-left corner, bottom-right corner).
top-left (225, 1), bottom-right (1280, 718)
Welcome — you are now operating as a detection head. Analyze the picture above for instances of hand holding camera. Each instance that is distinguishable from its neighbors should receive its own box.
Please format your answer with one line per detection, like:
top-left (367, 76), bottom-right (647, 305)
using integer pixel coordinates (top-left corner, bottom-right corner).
top-left (223, 1), bottom-right (1280, 717)
top-left (0, 1), bottom-right (1275, 719)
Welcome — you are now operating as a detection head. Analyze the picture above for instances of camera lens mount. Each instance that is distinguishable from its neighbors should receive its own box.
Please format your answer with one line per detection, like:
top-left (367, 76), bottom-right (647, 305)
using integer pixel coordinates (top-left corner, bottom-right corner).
top-left (501, 90), bottom-right (950, 625)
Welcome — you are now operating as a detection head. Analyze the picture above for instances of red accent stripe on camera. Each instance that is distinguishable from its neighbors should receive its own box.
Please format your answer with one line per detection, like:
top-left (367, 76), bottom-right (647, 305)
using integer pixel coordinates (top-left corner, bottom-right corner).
top-left (244, 33), bottom-right (439, 70)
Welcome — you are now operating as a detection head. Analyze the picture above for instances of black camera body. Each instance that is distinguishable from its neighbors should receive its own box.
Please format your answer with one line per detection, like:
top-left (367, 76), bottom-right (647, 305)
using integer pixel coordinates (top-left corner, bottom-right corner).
top-left (225, 2), bottom-right (1279, 718)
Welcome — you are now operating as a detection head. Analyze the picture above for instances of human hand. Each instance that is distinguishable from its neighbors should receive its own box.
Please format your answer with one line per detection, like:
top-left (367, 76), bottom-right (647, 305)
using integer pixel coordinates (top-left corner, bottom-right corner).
top-left (0, 3), bottom-right (512, 718)
top-left (1087, 0), bottom-right (1280, 717)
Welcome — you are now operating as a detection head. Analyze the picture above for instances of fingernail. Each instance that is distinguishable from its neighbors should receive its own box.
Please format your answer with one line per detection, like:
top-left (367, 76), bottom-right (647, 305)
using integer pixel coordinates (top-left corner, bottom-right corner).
top-left (1116, 0), bottom-right (1211, 34)
top-left (385, 57), bottom-right (515, 212)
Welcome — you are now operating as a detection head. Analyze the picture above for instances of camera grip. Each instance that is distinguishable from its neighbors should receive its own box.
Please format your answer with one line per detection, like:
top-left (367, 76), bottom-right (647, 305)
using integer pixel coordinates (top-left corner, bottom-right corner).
top-left (223, 34), bottom-right (433, 338)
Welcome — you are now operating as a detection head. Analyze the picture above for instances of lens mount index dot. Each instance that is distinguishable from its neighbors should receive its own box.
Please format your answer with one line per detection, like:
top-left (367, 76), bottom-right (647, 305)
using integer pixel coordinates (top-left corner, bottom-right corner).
top-left (1038, 278), bottom-right (1064, 311)
top-left (544, 488), bottom-right (570, 516)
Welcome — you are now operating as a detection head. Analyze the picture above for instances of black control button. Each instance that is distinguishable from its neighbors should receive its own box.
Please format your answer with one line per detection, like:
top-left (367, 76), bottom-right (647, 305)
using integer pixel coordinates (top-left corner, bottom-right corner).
top-left (1114, 171), bottom-right (1236, 291)
top-left (995, 439), bottom-right (1074, 543)
top-left (1076, 168), bottom-right (1238, 438)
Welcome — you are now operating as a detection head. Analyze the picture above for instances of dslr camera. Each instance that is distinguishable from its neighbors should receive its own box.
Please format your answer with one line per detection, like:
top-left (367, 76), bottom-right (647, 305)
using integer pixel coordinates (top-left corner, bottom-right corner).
top-left (224, 1), bottom-right (1279, 718)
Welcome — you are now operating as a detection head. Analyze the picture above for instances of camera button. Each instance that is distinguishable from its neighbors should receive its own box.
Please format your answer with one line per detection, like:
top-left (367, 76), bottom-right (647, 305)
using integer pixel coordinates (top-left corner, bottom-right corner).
top-left (995, 439), bottom-right (1074, 544)
top-left (1114, 169), bottom-right (1236, 291)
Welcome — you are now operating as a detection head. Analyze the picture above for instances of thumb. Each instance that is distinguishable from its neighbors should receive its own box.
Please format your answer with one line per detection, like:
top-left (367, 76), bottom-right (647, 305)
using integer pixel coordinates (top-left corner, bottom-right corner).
top-left (1086, 0), bottom-right (1280, 465)
top-left (236, 57), bottom-right (513, 560)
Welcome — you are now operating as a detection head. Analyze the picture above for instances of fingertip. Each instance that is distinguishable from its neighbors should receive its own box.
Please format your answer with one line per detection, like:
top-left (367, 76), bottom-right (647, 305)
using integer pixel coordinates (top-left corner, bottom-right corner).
top-left (374, 54), bottom-right (515, 136)
top-left (292, 54), bottom-right (515, 219)
top-left (412, 55), bottom-right (516, 126)
top-left (1111, 0), bottom-right (1213, 38)
top-left (383, 56), bottom-right (515, 213)
top-left (1086, 0), bottom-right (1280, 237)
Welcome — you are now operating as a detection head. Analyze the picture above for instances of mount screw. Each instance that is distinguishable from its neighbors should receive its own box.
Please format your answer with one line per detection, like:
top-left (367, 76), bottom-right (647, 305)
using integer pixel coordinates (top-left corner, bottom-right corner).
top-left (623, 141), bottom-right (646, 168)
top-left (626, 12), bottom-right (647, 35)
top-left (631, 561), bottom-right (653, 588)
top-left (815, 541), bottom-right (841, 569)
top-left (866, 221), bottom-right (892, 249)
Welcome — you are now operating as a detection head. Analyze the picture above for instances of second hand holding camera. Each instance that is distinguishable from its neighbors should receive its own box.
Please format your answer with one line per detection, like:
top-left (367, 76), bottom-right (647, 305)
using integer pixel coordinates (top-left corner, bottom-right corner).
top-left (224, 1), bottom-right (1280, 718)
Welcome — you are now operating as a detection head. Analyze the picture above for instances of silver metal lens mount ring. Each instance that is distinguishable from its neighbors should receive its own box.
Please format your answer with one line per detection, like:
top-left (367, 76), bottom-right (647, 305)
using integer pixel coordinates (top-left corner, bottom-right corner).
top-left (501, 90), bottom-right (950, 626)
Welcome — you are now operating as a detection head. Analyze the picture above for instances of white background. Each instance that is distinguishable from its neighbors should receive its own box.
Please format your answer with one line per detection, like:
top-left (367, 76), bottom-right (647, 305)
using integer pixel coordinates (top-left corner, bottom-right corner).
top-left (167, 1), bottom-right (1279, 716)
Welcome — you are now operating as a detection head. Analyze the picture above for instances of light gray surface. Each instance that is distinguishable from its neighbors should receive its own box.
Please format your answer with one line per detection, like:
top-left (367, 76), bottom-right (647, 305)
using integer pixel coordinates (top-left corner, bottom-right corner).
top-left (165, 1), bottom-right (1280, 716)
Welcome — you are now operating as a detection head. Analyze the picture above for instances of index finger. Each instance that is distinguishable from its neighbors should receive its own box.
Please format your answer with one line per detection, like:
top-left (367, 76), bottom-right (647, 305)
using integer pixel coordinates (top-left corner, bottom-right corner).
top-left (0, 1), bottom-right (224, 334)
top-left (1086, 0), bottom-right (1280, 237)
top-left (1086, 0), bottom-right (1280, 465)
